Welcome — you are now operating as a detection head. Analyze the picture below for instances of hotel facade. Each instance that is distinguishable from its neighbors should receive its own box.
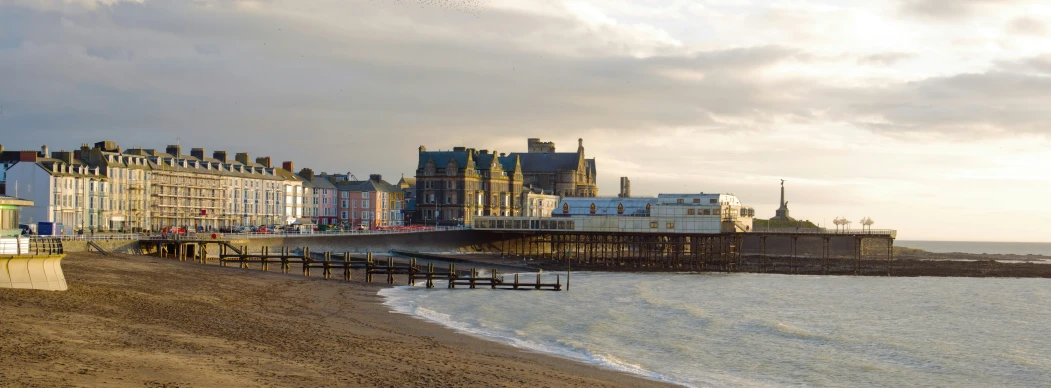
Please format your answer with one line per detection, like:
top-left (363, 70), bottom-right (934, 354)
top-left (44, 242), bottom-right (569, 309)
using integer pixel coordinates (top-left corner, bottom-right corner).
top-left (1, 141), bottom-right (308, 233)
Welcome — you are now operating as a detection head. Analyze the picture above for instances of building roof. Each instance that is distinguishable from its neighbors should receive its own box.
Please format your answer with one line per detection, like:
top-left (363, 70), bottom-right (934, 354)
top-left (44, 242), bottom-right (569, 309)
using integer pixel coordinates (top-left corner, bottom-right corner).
top-left (397, 177), bottom-right (416, 189)
top-left (508, 152), bottom-right (580, 173)
top-left (418, 151), bottom-right (472, 170)
top-left (556, 197), bottom-right (656, 216)
top-left (0, 196), bottom-right (34, 207)
top-left (335, 179), bottom-right (400, 193)
top-left (311, 175), bottom-right (337, 190)
top-left (472, 153), bottom-right (520, 172)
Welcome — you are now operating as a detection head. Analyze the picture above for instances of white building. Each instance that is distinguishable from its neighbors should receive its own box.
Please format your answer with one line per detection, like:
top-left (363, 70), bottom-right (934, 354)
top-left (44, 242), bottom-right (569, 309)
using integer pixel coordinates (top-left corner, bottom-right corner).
top-left (473, 192), bottom-right (756, 234)
top-left (520, 187), bottom-right (560, 218)
top-left (2, 142), bottom-right (306, 232)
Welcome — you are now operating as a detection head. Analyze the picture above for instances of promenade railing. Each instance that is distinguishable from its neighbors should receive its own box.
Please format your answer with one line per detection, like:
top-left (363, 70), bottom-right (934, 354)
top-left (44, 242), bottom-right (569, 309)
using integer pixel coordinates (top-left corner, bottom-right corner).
top-left (752, 227), bottom-right (897, 237)
top-left (141, 226), bottom-right (468, 241)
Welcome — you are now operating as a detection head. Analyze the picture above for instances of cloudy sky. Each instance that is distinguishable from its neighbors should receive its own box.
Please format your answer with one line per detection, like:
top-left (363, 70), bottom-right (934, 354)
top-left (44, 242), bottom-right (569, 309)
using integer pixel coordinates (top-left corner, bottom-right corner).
top-left (1, 0), bottom-right (1050, 242)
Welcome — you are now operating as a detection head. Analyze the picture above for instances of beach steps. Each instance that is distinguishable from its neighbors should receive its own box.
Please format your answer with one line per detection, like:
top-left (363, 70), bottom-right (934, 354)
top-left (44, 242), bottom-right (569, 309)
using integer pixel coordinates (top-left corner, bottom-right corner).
top-left (207, 246), bottom-right (564, 291)
top-left (86, 241), bottom-right (110, 256)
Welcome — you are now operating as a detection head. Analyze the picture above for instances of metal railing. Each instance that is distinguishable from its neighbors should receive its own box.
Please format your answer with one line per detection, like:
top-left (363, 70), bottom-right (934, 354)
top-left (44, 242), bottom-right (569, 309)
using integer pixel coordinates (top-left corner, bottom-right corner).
top-left (142, 226), bottom-right (468, 240)
top-left (39, 234), bottom-right (144, 242)
top-left (3, 237), bottom-right (65, 255)
top-left (752, 227), bottom-right (897, 237)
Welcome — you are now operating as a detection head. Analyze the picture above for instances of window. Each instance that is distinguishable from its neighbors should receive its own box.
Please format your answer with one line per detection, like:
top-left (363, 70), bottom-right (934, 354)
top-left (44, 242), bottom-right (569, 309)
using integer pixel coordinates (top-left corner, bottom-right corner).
top-left (341, 200), bottom-right (348, 208)
top-left (362, 212), bottom-right (370, 219)
top-left (703, 209), bottom-right (711, 215)
top-left (693, 198), bottom-right (700, 203)
top-left (363, 201), bottom-right (368, 209)
top-left (650, 221), bottom-right (658, 228)
top-left (709, 198), bottom-right (717, 204)
top-left (688, 209), bottom-right (696, 215)
top-left (363, 192), bottom-right (369, 199)
top-left (667, 222), bottom-right (675, 229)
top-left (342, 192), bottom-right (348, 198)
top-left (341, 211), bottom-right (348, 219)
top-left (677, 198), bottom-right (684, 204)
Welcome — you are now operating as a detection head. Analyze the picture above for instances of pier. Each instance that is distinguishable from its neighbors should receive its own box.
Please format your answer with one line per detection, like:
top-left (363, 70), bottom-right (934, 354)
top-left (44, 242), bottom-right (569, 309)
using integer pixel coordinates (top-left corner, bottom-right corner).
top-left (476, 227), bottom-right (896, 275)
top-left (142, 239), bottom-right (563, 290)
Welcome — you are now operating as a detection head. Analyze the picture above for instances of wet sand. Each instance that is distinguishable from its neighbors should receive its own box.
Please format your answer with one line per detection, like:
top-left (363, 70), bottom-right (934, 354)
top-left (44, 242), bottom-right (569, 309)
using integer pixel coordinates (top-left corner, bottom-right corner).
top-left (0, 252), bottom-right (671, 387)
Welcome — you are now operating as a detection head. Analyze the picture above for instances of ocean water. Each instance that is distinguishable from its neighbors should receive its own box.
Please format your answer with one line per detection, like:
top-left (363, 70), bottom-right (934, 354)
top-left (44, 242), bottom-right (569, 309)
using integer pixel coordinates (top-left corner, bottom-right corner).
top-left (897, 240), bottom-right (1051, 256)
top-left (381, 272), bottom-right (1051, 387)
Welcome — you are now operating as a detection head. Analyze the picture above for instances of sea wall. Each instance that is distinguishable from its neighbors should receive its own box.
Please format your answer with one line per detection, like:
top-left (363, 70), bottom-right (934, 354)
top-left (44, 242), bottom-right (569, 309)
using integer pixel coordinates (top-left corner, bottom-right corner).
top-left (228, 230), bottom-right (534, 254)
top-left (0, 255), bottom-right (68, 291)
top-left (63, 240), bottom-right (143, 255)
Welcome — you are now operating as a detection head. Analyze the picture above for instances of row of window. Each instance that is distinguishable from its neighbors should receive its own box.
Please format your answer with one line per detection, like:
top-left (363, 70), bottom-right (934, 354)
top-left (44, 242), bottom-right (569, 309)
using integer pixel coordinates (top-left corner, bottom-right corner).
top-left (476, 219), bottom-right (576, 230)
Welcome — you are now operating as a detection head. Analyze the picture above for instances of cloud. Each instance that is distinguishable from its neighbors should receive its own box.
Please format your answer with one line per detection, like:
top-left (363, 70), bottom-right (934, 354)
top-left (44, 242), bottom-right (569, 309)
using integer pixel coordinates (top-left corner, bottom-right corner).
top-left (2, 0), bottom-right (1051, 241)
top-left (898, 0), bottom-right (1020, 20)
top-left (1006, 16), bottom-right (1048, 36)
top-left (857, 52), bottom-right (914, 67)
top-left (837, 69), bottom-right (1051, 136)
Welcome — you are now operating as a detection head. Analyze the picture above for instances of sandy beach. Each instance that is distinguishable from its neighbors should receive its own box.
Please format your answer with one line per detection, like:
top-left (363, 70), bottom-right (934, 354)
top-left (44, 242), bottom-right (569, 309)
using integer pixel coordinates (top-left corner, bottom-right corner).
top-left (0, 252), bottom-right (670, 387)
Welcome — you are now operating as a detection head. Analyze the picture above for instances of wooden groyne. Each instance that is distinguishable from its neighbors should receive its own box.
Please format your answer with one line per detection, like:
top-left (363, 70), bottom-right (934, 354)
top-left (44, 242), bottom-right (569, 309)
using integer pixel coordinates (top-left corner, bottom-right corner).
top-left (141, 241), bottom-right (562, 291)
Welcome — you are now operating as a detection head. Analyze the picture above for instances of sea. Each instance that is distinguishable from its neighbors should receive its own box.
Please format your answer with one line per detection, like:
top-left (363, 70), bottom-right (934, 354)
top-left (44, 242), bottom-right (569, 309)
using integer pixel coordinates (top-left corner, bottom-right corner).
top-left (896, 240), bottom-right (1051, 256)
top-left (381, 271), bottom-right (1051, 387)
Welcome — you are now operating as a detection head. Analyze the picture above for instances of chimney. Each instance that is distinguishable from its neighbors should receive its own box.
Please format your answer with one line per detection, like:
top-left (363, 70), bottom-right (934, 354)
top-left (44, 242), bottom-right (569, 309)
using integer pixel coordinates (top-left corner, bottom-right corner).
top-left (235, 152), bottom-right (250, 165)
top-left (166, 144), bottom-right (181, 157)
top-left (619, 177), bottom-right (631, 198)
top-left (453, 147), bottom-right (466, 152)
top-left (479, 149), bottom-right (488, 155)
top-left (52, 151), bottom-right (74, 165)
top-left (95, 141), bottom-right (117, 152)
top-left (369, 174), bottom-right (382, 182)
top-left (419, 145), bottom-right (427, 152)
top-left (213, 151), bottom-right (228, 163)
top-left (74, 150), bottom-right (82, 160)
top-left (499, 152), bottom-right (506, 157)
top-left (255, 156), bottom-right (272, 168)
top-left (298, 168), bottom-right (314, 181)
top-left (282, 161), bottom-right (294, 171)
top-left (191, 148), bottom-right (206, 160)
top-left (0, 144), bottom-right (4, 153)
top-left (41, 145), bottom-right (49, 158)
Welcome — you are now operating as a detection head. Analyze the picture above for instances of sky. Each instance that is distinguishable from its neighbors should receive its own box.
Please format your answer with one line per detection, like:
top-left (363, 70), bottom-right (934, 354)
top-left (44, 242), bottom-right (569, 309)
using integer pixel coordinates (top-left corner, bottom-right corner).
top-left (1, 0), bottom-right (1050, 242)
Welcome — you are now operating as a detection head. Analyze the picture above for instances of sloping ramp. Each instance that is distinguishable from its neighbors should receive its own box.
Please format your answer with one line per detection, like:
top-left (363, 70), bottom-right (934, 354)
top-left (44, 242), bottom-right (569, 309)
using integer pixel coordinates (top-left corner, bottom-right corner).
top-left (220, 242), bottom-right (243, 255)
top-left (86, 241), bottom-right (110, 256)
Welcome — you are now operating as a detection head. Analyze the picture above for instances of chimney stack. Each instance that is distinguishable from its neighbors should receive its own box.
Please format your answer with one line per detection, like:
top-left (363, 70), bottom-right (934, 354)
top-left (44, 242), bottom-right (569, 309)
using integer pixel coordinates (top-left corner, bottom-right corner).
top-left (213, 151), bottom-right (228, 163)
top-left (298, 168), bottom-right (314, 181)
top-left (41, 145), bottom-right (49, 158)
top-left (166, 144), bottom-right (181, 157)
top-left (255, 156), bottom-right (272, 168)
top-left (52, 151), bottom-right (74, 165)
top-left (282, 161), bottom-right (294, 171)
top-left (618, 177), bottom-right (631, 198)
top-left (94, 141), bottom-right (117, 152)
top-left (235, 152), bottom-right (250, 165)
top-left (191, 148), bottom-right (206, 160)
top-left (369, 174), bottom-right (382, 182)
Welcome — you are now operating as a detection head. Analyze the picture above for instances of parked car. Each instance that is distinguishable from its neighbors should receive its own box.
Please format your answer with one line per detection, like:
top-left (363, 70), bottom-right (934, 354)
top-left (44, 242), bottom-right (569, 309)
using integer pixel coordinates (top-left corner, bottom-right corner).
top-left (162, 227), bottom-right (187, 235)
top-left (255, 226), bottom-right (271, 234)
